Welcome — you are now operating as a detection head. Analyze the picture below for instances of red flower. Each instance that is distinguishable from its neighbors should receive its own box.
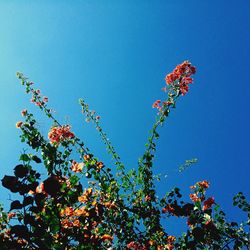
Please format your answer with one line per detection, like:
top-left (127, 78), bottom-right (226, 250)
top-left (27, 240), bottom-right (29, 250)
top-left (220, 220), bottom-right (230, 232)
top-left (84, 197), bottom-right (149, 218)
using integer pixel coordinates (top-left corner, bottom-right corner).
top-left (165, 73), bottom-right (179, 85)
top-left (16, 121), bottom-right (23, 128)
top-left (21, 109), bottom-right (27, 116)
top-left (152, 100), bottom-right (161, 109)
top-left (179, 84), bottom-right (189, 95)
top-left (70, 160), bottom-right (84, 173)
top-left (189, 193), bottom-right (201, 203)
top-left (197, 180), bottom-right (210, 189)
top-left (48, 125), bottom-right (75, 144)
top-left (127, 242), bottom-right (135, 249)
top-left (203, 197), bottom-right (215, 210)
top-left (43, 96), bottom-right (48, 102)
top-left (162, 204), bottom-right (175, 214)
top-left (101, 234), bottom-right (113, 242)
top-left (164, 61), bottom-right (196, 95)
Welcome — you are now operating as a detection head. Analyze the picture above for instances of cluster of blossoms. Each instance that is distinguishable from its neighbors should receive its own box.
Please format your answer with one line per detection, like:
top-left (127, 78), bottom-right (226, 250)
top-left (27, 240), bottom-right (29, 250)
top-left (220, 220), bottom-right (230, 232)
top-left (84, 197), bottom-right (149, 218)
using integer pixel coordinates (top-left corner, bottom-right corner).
top-left (6, 68), bottom-right (248, 249)
top-left (203, 197), bottom-right (215, 210)
top-left (152, 61), bottom-right (196, 112)
top-left (165, 60), bottom-right (196, 95)
top-left (189, 180), bottom-right (213, 205)
top-left (48, 125), bottom-right (75, 145)
top-left (126, 235), bottom-right (175, 250)
top-left (80, 100), bottom-right (101, 123)
top-left (30, 88), bottom-right (49, 107)
top-left (15, 110), bottom-right (28, 128)
top-left (70, 160), bottom-right (84, 173)
top-left (58, 188), bottom-right (115, 246)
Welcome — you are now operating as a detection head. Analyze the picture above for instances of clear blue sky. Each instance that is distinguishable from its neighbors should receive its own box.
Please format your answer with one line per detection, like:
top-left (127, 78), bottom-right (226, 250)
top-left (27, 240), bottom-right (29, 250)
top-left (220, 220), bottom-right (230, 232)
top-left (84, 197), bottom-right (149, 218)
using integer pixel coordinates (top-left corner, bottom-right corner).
top-left (0, 1), bottom-right (249, 235)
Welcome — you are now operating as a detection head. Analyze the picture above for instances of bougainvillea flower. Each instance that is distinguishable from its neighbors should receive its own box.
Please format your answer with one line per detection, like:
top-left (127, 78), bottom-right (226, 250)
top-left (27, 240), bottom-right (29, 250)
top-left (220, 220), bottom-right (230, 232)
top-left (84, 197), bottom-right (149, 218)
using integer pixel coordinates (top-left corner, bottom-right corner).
top-left (43, 96), bottom-right (48, 102)
top-left (152, 100), bottom-right (161, 109)
top-left (48, 125), bottom-right (75, 145)
top-left (96, 161), bottom-right (104, 171)
top-left (189, 193), bottom-right (201, 203)
top-left (179, 83), bottom-right (189, 95)
top-left (7, 212), bottom-right (16, 219)
top-left (162, 204), bottom-right (175, 214)
top-left (21, 109), bottom-right (27, 116)
top-left (70, 161), bottom-right (84, 173)
top-left (61, 206), bottom-right (74, 217)
top-left (72, 219), bottom-right (80, 227)
top-left (203, 197), bottom-right (215, 210)
top-left (101, 234), bottom-right (113, 242)
top-left (16, 121), bottom-right (23, 128)
top-left (83, 154), bottom-right (91, 161)
top-left (78, 188), bottom-right (93, 203)
top-left (197, 180), bottom-right (210, 189)
top-left (164, 61), bottom-right (196, 96)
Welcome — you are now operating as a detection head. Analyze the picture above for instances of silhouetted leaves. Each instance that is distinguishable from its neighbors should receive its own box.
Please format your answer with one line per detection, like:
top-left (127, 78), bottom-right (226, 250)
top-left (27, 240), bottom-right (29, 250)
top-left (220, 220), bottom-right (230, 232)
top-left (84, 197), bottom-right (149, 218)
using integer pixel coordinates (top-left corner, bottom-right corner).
top-left (43, 175), bottom-right (61, 196)
top-left (10, 200), bottom-right (22, 210)
top-left (23, 196), bottom-right (33, 206)
top-left (1, 175), bottom-right (19, 192)
top-left (14, 164), bottom-right (29, 178)
top-left (11, 225), bottom-right (29, 239)
top-left (32, 155), bottom-right (42, 163)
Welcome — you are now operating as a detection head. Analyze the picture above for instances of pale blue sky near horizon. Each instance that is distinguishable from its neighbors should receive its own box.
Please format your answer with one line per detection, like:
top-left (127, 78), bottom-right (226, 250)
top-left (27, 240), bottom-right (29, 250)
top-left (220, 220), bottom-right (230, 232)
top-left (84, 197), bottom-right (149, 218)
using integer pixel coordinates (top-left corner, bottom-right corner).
top-left (0, 1), bottom-right (250, 236)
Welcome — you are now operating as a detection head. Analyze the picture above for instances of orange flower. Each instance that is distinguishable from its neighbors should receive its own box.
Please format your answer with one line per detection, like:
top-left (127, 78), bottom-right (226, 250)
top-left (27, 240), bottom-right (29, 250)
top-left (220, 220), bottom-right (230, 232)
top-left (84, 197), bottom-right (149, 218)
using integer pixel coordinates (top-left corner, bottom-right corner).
top-left (21, 109), bottom-right (27, 116)
top-left (17, 238), bottom-right (27, 246)
top-left (96, 161), bottom-right (104, 171)
top-left (83, 154), bottom-right (91, 161)
top-left (203, 197), bottom-right (215, 210)
top-left (78, 188), bottom-right (93, 203)
top-left (74, 207), bottom-right (89, 217)
top-left (103, 202), bottom-right (116, 209)
top-left (162, 204), bottom-right (175, 214)
top-left (16, 121), bottom-right (23, 128)
top-left (101, 234), bottom-right (113, 242)
top-left (189, 193), bottom-right (201, 203)
top-left (70, 161), bottom-right (84, 173)
top-left (167, 235), bottom-right (176, 243)
top-left (73, 219), bottom-right (80, 227)
top-left (61, 219), bottom-right (73, 229)
top-left (166, 236), bottom-right (176, 250)
top-left (197, 180), bottom-right (209, 189)
top-left (7, 212), bottom-right (16, 219)
top-left (78, 195), bottom-right (88, 203)
top-left (149, 240), bottom-right (155, 246)
top-left (164, 61), bottom-right (196, 96)
top-left (166, 243), bottom-right (174, 250)
top-left (152, 100), bottom-right (161, 109)
top-left (48, 125), bottom-right (75, 144)
top-left (28, 182), bottom-right (47, 195)
top-left (179, 83), bottom-right (189, 95)
top-left (63, 207), bottom-right (74, 216)
top-left (126, 241), bottom-right (135, 249)
top-left (165, 73), bottom-right (179, 85)
top-left (145, 195), bottom-right (151, 202)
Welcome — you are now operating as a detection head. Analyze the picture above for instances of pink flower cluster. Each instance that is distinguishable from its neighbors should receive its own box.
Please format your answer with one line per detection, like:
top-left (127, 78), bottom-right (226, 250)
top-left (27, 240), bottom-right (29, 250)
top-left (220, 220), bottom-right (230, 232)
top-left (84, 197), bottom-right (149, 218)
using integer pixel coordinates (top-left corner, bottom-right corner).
top-left (30, 88), bottom-right (49, 107)
top-left (48, 125), bottom-right (75, 145)
top-left (165, 61), bottom-right (196, 95)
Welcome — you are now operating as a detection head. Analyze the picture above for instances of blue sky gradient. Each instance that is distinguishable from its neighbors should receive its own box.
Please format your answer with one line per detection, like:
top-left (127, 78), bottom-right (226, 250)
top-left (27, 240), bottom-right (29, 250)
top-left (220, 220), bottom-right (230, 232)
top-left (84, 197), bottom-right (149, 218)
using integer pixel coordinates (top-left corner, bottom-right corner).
top-left (0, 1), bottom-right (249, 236)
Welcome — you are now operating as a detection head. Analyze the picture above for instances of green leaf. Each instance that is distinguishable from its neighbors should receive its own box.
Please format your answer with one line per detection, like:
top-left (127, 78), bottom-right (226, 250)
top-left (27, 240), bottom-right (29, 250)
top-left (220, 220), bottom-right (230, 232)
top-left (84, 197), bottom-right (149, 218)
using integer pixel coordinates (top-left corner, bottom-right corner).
top-left (32, 155), bottom-right (42, 163)
top-left (19, 154), bottom-right (30, 162)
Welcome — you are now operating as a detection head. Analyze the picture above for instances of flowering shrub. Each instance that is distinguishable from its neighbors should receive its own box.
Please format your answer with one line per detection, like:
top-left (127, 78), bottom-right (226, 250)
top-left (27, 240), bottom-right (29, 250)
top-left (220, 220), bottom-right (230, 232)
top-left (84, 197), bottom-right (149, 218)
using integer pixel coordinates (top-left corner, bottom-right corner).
top-left (0, 61), bottom-right (249, 249)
